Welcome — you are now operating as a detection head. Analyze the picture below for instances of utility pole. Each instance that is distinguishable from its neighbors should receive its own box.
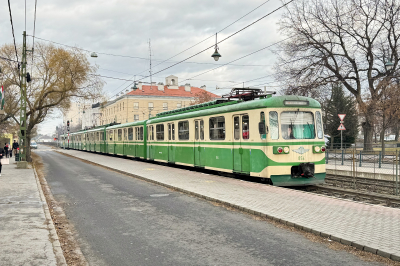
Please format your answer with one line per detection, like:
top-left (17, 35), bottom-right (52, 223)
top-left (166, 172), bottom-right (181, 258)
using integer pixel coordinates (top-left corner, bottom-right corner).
top-left (149, 39), bottom-right (153, 89)
top-left (18, 31), bottom-right (28, 167)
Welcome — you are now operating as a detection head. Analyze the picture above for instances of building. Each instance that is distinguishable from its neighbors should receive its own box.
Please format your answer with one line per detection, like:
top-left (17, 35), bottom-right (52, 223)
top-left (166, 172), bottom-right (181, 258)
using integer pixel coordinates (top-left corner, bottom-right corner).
top-left (62, 102), bottom-right (94, 130)
top-left (82, 102), bottom-right (102, 129)
top-left (101, 75), bottom-right (219, 125)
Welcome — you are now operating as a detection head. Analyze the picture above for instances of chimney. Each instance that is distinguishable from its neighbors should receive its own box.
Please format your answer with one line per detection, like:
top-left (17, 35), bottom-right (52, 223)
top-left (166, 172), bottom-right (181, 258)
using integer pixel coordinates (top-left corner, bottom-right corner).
top-left (138, 82), bottom-right (143, 91)
top-left (151, 82), bottom-right (156, 90)
top-left (184, 83), bottom-right (191, 92)
top-left (200, 85), bottom-right (206, 90)
top-left (158, 82), bottom-right (164, 91)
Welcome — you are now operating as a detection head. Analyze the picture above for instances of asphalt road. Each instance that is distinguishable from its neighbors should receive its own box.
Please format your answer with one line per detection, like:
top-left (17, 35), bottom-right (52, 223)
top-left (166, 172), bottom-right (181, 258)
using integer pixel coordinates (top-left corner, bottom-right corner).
top-left (37, 147), bottom-right (382, 266)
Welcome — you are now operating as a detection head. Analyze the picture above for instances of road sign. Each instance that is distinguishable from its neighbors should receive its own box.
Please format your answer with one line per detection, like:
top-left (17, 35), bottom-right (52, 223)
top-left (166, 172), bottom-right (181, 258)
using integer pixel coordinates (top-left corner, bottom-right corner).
top-left (338, 124), bottom-right (346, 130)
top-left (338, 114), bottom-right (346, 121)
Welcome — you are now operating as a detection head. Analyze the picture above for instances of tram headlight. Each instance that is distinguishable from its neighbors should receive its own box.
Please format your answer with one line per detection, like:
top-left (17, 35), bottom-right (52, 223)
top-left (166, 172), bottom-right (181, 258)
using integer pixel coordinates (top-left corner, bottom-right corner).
top-left (321, 146), bottom-right (326, 152)
top-left (283, 147), bottom-right (290, 154)
top-left (314, 146), bottom-right (321, 153)
top-left (277, 147), bottom-right (283, 153)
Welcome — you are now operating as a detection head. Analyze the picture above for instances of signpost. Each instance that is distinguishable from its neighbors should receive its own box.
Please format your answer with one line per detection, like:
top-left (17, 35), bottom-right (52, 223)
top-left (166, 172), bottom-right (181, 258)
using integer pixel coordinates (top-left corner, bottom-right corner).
top-left (338, 114), bottom-right (346, 149)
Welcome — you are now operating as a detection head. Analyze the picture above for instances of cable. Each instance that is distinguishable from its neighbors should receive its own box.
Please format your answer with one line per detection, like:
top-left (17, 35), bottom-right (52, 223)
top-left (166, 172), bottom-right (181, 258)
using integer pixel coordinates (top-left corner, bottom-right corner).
top-left (0, 55), bottom-right (19, 63)
top-left (7, 0), bottom-right (19, 63)
top-left (133, 0), bottom-right (295, 85)
top-left (179, 37), bottom-right (291, 85)
top-left (138, 0), bottom-right (273, 76)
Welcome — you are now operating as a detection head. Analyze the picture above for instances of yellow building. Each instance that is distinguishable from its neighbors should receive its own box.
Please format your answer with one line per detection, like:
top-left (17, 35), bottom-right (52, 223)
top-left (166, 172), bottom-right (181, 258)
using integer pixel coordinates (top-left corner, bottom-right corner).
top-left (101, 76), bottom-right (219, 125)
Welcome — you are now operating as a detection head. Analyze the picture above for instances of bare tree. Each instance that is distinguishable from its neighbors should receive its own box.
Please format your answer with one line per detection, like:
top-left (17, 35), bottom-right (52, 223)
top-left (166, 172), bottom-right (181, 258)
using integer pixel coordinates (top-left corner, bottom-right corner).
top-left (275, 0), bottom-right (400, 150)
top-left (0, 43), bottom-right (104, 161)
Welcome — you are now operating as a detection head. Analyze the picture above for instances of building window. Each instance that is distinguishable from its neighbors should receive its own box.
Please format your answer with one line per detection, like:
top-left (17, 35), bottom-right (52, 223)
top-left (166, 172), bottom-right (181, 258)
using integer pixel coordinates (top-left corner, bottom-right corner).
top-left (177, 102), bottom-right (182, 108)
top-left (148, 102), bottom-right (154, 109)
top-left (134, 114), bottom-right (139, 121)
top-left (163, 102), bottom-right (168, 110)
top-left (209, 116), bottom-right (225, 140)
top-left (178, 121), bottom-right (189, 140)
top-left (156, 124), bottom-right (164, 140)
top-left (134, 102), bottom-right (139, 110)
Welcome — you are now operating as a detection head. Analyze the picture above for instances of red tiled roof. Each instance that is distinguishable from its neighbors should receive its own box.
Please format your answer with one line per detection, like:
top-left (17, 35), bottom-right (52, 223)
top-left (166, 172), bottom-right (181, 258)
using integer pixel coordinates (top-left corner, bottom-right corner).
top-left (126, 85), bottom-right (219, 98)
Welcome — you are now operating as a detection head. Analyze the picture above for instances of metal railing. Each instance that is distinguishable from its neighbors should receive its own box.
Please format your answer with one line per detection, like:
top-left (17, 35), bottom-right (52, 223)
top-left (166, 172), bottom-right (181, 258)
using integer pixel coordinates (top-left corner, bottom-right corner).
top-left (326, 143), bottom-right (400, 196)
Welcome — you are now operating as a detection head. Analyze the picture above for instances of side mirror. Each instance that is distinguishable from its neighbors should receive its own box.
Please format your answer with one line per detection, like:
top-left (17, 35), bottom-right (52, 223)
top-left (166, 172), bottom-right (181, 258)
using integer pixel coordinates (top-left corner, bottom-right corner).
top-left (258, 122), bottom-right (266, 135)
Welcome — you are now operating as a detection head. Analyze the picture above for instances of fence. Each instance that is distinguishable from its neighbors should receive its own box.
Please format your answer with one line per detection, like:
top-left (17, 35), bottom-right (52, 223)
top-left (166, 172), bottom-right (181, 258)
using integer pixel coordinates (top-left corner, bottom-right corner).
top-left (326, 144), bottom-right (400, 196)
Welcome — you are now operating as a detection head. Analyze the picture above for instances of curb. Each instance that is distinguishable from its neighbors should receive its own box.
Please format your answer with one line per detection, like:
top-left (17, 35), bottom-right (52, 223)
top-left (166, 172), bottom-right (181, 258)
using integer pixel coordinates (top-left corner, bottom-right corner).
top-left (33, 166), bottom-right (67, 266)
top-left (57, 150), bottom-right (400, 263)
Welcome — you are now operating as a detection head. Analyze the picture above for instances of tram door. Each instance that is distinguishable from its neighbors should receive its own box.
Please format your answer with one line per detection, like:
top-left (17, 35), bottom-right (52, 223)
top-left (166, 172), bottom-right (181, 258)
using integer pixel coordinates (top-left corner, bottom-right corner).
top-left (168, 123), bottom-right (175, 162)
top-left (194, 119), bottom-right (205, 167)
top-left (232, 115), bottom-right (250, 173)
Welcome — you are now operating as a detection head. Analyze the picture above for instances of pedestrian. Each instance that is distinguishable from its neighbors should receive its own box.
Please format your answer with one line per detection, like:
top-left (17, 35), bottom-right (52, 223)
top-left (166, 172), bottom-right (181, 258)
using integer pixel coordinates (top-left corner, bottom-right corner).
top-left (12, 140), bottom-right (19, 157)
top-left (0, 146), bottom-right (4, 176)
top-left (4, 143), bottom-right (9, 158)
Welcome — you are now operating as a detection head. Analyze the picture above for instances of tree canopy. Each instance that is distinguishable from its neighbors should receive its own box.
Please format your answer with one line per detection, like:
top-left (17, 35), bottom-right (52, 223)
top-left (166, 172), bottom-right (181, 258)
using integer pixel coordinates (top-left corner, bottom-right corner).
top-left (0, 43), bottom-right (104, 160)
top-left (275, 0), bottom-right (400, 150)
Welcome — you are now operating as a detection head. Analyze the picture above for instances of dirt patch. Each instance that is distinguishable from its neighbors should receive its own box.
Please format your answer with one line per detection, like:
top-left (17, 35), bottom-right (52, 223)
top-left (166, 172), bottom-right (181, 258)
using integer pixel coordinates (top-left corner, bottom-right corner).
top-left (32, 152), bottom-right (88, 266)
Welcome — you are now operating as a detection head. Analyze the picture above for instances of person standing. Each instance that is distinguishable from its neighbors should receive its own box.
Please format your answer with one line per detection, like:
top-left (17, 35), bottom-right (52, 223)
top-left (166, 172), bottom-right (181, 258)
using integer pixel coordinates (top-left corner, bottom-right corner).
top-left (12, 140), bottom-right (19, 157)
top-left (4, 143), bottom-right (9, 158)
top-left (0, 146), bottom-right (4, 176)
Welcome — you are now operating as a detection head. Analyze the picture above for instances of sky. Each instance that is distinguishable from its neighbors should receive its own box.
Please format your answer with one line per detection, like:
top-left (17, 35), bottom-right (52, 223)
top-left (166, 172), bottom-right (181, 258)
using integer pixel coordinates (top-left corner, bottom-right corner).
top-left (0, 0), bottom-right (287, 135)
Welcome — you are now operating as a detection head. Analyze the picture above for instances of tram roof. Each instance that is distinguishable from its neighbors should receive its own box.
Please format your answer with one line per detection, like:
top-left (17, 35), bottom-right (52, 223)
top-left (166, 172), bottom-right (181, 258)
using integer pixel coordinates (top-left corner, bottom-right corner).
top-left (99, 95), bottom-right (320, 130)
top-left (147, 95), bottom-right (320, 124)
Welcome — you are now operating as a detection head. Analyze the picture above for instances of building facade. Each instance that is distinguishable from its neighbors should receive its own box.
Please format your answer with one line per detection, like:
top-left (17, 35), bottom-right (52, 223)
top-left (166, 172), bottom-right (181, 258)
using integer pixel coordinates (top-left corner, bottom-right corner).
top-left (101, 75), bottom-right (218, 125)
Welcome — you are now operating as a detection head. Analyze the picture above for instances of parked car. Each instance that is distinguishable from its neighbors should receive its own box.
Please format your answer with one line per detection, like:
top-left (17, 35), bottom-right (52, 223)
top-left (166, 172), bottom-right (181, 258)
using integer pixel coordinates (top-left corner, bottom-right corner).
top-left (30, 141), bottom-right (38, 149)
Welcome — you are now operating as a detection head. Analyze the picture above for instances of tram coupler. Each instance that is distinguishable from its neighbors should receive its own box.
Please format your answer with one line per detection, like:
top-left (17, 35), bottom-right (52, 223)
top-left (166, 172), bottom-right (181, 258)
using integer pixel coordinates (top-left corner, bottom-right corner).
top-left (291, 163), bottom-right (315, 178)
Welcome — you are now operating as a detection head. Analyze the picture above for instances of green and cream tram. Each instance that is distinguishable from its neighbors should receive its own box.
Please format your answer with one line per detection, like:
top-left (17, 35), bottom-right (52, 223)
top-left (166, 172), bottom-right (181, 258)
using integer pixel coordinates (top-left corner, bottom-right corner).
top-left (61, 95), bottom-right (326, 186)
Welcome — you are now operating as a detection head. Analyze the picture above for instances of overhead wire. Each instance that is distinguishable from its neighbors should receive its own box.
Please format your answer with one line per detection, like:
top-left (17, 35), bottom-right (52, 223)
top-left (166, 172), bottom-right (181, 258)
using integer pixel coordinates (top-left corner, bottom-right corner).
top-left (111, 0), bottom-right (295, 98)
top-left (7, 0), bottom-right (19, 63)
top-left (135, 0), bottom-right (273, 76)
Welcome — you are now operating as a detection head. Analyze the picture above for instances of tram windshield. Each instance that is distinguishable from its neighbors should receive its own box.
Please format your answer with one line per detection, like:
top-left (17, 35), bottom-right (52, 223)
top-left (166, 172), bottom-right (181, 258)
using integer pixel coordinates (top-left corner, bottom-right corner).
top-left (280, 111), bottom-right (315, 139)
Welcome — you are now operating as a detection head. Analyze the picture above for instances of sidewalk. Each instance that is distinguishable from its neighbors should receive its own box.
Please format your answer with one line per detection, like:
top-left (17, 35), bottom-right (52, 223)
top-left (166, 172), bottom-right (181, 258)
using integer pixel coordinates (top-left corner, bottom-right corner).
top-left (326, 163), bottom-right (399, 181)
top-left (0, 162), bottom-right (65, 266)
top-left (58, 148), bottom-right (400, 262)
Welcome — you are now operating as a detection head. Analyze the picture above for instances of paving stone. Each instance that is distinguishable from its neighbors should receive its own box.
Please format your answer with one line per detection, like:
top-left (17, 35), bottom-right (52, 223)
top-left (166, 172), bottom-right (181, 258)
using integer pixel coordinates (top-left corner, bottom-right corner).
top-left (58, 149), bottom-right (400, 261)
top-left (377, 250), bottom-right (392, 259)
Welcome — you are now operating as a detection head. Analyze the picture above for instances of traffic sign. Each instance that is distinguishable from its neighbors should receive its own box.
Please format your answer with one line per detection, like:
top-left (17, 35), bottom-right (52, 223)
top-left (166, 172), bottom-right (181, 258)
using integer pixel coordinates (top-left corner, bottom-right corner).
top-left (338, 124), bottom-right (346, 130)
top-left (338, 114), bottom-right (346, 121)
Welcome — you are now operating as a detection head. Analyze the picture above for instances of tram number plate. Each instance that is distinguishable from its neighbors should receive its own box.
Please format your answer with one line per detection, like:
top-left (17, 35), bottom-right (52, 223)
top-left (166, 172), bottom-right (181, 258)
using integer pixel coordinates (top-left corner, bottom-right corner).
top-left (298, 156), bottom-right (305, 161)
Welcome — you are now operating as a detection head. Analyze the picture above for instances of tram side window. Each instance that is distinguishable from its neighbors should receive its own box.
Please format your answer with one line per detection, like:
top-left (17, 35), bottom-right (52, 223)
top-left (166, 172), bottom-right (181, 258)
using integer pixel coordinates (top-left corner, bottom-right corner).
top-left (123, 129), bottom-right (127, 141)
top-left (242, 115), bottom-right (249, 140)
top-left (156, 124), bottom-right (164, 141)
top-left (260, 112), bottom-right (266, 139)
top-left (200, 120), bottom-right (204, 140)
top-left (100, 132), bottom-right (104, 141)
top-left (178, 121), bottom-right (189, 140)
top-left (234, 117), bottom-right (240, 140)
top-left (210, 116), bottom-right (225, 140)
top-left (140, 127), bottom-right (144, 140)
top-left (147, 126), bottom-right (154, 141)
top-left (109, 131), bottom-right (113, 141)
top-left (128, 128), bottom-right (133, 141)
top-left (316, 111), bottom-right (323, 139)
top-left (269, 111), bottom-right (279, 140)
top-left (118, 129), bottom-right (122, 141)
top-left (195, 121), bottom-right (199, 140)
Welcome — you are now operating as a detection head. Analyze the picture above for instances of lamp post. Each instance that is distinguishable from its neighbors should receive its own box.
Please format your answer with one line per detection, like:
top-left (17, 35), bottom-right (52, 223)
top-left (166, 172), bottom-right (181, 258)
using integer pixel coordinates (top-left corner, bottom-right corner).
top-left (211, 33), bottom-right (221, 61)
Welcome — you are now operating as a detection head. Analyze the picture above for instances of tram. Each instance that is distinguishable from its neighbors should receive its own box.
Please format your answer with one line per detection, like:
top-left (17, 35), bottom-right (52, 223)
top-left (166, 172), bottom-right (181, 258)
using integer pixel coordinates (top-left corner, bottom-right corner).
top-left (60, 92), bottom-right (326, 186)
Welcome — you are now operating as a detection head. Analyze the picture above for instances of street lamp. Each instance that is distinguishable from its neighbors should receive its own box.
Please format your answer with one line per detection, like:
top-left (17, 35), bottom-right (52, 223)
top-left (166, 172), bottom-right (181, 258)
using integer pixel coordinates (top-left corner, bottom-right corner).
top-left (132, 82), bottom-right (138, 91)
top-left (211, 33), bottom-right (221, 61)
top-left (385, 59), bottom-right (394, 71)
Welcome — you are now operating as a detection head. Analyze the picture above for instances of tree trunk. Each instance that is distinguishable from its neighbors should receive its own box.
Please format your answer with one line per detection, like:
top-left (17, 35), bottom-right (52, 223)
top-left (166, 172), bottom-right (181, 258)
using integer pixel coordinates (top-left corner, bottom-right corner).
top-left (395, 123), bottom-right (399, 142)
top-left (362, 115), bottom-right (374, 151)
top-left (381, 123), bottom-right (386, 158)
top-left (25, 133), bottom-right (32, 163)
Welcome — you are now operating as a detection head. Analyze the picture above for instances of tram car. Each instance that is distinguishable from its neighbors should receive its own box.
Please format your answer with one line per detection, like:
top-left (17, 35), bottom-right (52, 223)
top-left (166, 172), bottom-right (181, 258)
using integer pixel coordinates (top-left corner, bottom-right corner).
top-left (60, 94), bottom-right (326, 186)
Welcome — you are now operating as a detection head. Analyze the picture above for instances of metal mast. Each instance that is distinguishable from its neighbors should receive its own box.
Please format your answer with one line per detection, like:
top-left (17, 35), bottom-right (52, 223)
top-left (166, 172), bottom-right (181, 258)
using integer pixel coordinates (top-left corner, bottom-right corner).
top-left (19, 31), bottom-right (28, 162)
top-left (149, 39), bottom-right (153, 89)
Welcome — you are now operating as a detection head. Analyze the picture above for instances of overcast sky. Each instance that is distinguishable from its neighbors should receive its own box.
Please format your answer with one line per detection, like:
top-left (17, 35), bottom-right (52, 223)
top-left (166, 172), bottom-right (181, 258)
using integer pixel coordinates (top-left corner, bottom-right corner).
top-left (1, 0), bottom-right (286, 135)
